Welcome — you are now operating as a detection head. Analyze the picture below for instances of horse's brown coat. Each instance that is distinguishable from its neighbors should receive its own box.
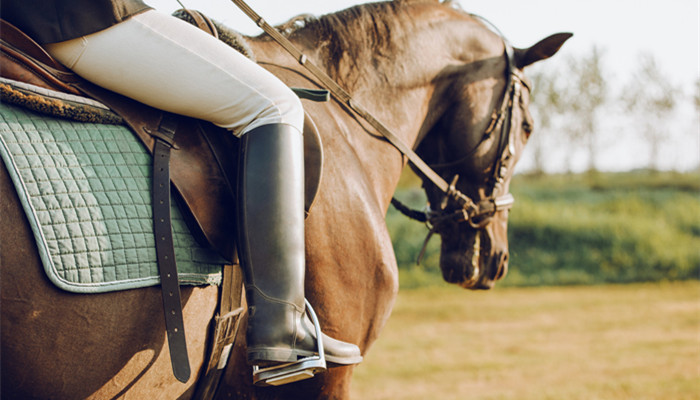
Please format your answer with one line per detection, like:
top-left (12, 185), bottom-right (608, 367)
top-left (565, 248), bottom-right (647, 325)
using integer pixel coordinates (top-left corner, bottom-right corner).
top-left (1, 1), bottom-right (569, 398)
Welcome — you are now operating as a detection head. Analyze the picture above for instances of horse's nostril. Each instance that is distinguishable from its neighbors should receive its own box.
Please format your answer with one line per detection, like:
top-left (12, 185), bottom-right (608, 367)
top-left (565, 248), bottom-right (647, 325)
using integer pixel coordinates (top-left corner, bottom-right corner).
top-left (495, 253), bottom-right (509, 280)
top-left (488, 252), bottom-right (508, 281)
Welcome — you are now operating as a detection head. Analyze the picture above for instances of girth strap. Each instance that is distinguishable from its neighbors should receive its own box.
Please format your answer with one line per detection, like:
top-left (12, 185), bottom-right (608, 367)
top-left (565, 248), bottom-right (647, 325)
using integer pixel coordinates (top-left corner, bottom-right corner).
top-left (152, 114), bottom-right (191, 383)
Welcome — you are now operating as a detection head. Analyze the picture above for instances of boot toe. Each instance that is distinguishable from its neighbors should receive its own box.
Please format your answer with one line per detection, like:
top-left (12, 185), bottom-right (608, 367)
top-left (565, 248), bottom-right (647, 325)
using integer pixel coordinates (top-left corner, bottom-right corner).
top-left (319, 333), bottom-right (363, 365)
top-left (299, 315), bottom-right (362, 365)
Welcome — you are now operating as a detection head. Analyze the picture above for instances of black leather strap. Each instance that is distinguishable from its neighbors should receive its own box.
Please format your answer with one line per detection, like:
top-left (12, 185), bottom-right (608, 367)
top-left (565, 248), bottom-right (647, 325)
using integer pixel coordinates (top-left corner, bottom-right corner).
top-left (152, 114), bottom-right (190, 383)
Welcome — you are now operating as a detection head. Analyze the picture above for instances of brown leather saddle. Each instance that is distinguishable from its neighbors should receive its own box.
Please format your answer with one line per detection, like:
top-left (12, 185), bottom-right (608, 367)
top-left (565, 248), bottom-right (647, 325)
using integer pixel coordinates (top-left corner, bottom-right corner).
top-left (0, 16), bottom-right (324, 388)
top-left (0, 18), bottom-right (324, 261)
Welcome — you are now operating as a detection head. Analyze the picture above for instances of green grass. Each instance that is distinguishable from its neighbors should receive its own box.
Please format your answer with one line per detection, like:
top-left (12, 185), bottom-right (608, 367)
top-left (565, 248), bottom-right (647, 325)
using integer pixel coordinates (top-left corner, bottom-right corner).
top-left (388, 171), bottom-right (700, 288)
top-left (351, 282), bottom-right (700, 400)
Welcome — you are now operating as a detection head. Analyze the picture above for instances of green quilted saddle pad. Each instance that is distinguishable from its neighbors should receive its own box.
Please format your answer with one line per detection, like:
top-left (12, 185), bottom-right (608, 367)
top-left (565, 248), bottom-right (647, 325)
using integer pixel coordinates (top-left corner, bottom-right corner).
top-left (0, 101), bottom-right (224, 293)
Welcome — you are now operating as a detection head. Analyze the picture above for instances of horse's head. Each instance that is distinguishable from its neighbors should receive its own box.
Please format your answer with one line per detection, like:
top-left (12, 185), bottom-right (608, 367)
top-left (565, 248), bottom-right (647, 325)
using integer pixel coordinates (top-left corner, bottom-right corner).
top-left (416, 24), bottom-right (571, 289)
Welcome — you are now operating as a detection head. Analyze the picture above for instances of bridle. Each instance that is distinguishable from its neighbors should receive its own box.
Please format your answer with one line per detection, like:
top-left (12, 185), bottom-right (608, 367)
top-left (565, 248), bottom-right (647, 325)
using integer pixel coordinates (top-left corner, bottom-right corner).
top-left (229, 0), bottom-right (521, 233)
top-left (396, 38), bottom-right (527, 234)
top-left (389, 40), bottom-right (528, 263)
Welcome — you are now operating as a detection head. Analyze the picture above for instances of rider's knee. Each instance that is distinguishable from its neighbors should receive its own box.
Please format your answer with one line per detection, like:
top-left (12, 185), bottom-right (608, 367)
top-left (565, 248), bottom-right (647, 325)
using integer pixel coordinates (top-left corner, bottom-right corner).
top-left (239, 86), bottom-right (304, 136)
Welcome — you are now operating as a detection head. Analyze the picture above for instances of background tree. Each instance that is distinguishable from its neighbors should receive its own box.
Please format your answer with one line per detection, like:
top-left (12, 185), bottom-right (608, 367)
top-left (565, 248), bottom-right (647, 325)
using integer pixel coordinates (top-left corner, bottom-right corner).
top-left (621, 53), bottom-right (679, 171)
top-left (529, 67), bottom-right (566, 175)
top-left (559, 46), bottom-right (609, 173)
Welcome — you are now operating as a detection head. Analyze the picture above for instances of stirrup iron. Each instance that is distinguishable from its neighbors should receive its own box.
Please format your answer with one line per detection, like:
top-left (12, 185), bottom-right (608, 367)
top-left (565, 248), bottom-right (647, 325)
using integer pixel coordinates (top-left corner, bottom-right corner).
top-left (252, 300), bottom-right (327, 386)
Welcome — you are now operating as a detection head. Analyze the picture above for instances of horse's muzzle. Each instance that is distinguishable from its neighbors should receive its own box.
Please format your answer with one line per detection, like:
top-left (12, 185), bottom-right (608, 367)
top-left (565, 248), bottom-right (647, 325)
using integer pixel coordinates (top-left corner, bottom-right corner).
top-left (471, 251), bottom-right (509, 290)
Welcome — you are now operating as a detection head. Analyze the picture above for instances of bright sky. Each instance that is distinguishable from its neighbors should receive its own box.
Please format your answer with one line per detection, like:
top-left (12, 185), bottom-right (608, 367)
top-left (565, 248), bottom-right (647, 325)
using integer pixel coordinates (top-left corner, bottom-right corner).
top-left (146, 0), bottom-right (699, 171)
top-left (147, 0), bottom-right (698, 84)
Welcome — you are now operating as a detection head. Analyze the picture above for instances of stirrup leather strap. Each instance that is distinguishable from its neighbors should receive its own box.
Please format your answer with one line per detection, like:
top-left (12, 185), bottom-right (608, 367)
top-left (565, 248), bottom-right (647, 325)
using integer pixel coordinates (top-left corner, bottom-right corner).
top-left (152, 114), bottom-right (191, 383)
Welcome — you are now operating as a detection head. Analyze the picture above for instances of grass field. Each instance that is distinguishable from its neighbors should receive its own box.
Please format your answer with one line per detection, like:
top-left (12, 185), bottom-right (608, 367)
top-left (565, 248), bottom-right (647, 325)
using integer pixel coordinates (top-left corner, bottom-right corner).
top-left (350, 282), bottom-right (700, 400)
top-left (389, 171), bottom-right (700, 287)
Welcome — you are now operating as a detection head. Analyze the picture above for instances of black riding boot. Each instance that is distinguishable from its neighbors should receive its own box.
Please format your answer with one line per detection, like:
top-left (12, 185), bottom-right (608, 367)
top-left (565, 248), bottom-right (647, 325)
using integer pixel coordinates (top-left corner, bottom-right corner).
top-left (236, 123), bottom-right (362, 383)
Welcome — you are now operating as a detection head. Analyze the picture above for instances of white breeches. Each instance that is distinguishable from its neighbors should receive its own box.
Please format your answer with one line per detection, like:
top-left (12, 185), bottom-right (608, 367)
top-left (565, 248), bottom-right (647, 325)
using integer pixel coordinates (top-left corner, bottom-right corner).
top-left (45, 9), bottom-right (304, 137)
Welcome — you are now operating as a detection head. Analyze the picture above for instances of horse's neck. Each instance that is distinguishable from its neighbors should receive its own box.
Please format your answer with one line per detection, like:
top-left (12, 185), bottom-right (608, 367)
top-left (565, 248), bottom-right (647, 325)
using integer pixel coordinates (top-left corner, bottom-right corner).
top-left (248, 34), bottom-right (423, 195)
top-left (247, 5), bottom-right (498, 206)
top-left (271, 5), bottom-right (500, 138)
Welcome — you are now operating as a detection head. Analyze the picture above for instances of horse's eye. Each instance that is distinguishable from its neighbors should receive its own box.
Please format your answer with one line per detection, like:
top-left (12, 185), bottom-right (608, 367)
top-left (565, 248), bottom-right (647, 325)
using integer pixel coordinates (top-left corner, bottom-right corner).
top-left (522, 118), bottom-right (534, 137)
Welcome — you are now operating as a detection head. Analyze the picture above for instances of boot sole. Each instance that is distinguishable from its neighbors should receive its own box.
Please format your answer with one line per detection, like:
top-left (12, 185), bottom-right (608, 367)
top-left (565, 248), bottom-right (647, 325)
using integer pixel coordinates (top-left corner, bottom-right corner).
top-left (248, 347), bottom-right (363, 366)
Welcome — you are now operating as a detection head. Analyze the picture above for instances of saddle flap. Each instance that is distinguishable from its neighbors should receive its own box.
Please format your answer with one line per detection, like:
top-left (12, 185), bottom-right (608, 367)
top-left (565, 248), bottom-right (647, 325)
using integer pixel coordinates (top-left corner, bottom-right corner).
top-left (0, 20), bottom-right (324, 261)
top-left (0, 19), bottom-right (81, 95)
top-left (302, 112), bottom-right (323, 213)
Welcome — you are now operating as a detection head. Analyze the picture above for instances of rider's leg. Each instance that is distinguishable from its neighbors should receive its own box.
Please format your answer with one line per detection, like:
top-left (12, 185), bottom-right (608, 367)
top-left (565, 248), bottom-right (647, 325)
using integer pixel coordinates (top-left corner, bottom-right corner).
top-left (44, 9), bottom-right (300, 136)
top-left (237, 123), bottom-right (363, 366)
top-left (44, 9), bottom-right (362, 370)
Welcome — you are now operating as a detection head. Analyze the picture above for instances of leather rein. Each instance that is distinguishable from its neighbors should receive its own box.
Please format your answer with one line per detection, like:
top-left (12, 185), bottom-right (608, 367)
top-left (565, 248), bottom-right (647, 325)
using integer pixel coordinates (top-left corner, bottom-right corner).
top-left (229, 0), bottom-right (517, 230)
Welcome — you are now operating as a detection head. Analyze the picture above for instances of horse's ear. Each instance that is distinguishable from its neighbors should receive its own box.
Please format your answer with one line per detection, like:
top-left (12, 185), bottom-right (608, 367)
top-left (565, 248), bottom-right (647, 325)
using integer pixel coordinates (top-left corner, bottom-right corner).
top-left (514, 33), bottom-right (573, 69)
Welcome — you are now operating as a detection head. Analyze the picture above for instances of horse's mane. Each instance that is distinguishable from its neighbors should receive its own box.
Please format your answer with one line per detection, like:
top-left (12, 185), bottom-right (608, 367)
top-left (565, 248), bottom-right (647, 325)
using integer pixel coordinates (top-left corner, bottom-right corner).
top-left (277, 0), bottom-right (461, 87)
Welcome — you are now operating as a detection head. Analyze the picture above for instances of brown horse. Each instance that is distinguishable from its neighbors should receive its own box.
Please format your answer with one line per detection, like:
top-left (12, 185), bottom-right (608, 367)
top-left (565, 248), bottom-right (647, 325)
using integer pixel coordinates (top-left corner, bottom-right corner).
top-left (0, 1), bottom-right (570, 398)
